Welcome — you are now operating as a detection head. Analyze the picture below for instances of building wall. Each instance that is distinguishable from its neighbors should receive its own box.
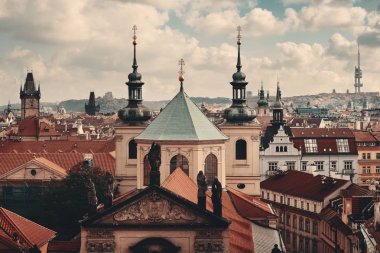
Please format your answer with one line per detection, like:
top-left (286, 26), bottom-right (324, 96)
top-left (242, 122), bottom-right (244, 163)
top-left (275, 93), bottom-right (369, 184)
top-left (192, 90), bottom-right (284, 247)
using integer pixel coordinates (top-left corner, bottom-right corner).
top-left (219, 124), bottom-right (261, 196)
top-left (114, 125), bottom-right (145, 193)
top-left (136, 142), bottom-right (226, 190)
top-left (357, 147), bottom-right (380, 186)
top-left (262, 185), bottom-right (356, 253)
top-left (21, 98), bottom-right (39, 120)
top-left (80, 228), bottom-right (230, 253)
top-left (260, 126), bottom-right (301, 180)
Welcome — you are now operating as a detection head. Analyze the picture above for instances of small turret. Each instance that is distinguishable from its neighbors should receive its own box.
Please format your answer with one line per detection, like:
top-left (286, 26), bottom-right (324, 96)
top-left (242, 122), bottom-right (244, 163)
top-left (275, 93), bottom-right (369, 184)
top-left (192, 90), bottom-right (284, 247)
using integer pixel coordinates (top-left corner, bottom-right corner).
top-left (223, 26), bottom-right (256, 124)
top-left (271, 81), bottom-right (285, 126)
top-left (118, 25), bottom-right (152, 125)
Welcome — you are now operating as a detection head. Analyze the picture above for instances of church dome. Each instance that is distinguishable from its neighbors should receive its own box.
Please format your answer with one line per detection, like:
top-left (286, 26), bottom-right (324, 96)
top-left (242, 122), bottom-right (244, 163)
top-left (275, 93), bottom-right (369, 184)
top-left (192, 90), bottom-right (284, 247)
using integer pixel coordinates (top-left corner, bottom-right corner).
top-left (118, 105), bottom-right (152, 125)
top-left (223, 106), bottom-right (256, 124)
top-left (232, 71), bottom-right (246, 83)
top-left (257, 98), bottom-right (268, 107)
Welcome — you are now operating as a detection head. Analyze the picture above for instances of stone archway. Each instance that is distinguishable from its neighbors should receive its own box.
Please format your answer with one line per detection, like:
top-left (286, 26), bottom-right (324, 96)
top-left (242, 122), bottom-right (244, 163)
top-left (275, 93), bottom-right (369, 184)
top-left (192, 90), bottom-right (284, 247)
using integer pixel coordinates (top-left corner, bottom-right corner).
top-left (129, 237), bottom-right (181, 253)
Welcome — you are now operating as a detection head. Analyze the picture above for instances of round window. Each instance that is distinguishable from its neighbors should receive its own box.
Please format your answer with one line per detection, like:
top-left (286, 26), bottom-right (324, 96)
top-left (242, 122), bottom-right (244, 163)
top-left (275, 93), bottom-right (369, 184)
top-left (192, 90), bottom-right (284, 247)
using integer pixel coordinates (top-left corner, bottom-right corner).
top-left (237, 183), bottom-right (246, 189)
top-left (30, 169), bottom-right (37, 176)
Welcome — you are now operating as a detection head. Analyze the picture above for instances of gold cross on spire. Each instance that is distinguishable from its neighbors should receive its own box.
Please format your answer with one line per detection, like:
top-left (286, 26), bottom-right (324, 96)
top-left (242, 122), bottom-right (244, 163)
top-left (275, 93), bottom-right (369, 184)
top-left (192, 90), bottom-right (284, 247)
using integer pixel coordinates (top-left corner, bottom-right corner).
top-left (132, 25), bottom-right (137, 43)
top-left (237, 26), bottom-right (242, 43)
top-left (178, 58), bottom-right (185, 76)
top-left (178, 58), bottom-right (185, 84)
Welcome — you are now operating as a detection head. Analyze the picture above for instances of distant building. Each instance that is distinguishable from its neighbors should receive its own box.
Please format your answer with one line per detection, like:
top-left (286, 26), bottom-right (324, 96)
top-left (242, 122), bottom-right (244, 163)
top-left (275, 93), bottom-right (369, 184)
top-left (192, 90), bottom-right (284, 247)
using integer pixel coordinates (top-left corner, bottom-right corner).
top-left (353, 131), bottom-right (380, 186)
top-left (20, 72), bottom-right (40, 120)
top-left (354, 44), bottom-right (363, 94)
top-left (85, 91), bottom-right (100, 115)
top-left (294, 107), bottom-right (329, 118)
top-left (256, 82), bottom-right (270, 116)
top-left (261, 170), bottom-right (365, 253)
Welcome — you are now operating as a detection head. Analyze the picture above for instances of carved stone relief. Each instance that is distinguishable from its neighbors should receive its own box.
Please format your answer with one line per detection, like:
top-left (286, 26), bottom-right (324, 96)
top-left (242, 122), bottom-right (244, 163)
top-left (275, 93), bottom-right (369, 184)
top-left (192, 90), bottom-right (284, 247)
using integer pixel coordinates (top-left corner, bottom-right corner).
top-left (202, 147), bottom-right (221, 159)
top-left (194, 230), bottom-right (224, 253)
top-left (114, 135), bottom-right (123, 142)
top-left (86, 229), bottom-right (115, 253)
top-left (165, 147), bottom-right (192, 159)
top-left (113, 191), bottom-right (204, 224)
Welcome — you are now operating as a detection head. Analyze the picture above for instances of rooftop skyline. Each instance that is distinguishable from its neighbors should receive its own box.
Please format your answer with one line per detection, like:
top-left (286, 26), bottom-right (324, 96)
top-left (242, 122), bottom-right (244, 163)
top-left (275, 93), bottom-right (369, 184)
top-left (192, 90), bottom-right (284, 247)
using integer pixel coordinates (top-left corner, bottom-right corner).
top-left (0, 0), bottom-right (379, 105)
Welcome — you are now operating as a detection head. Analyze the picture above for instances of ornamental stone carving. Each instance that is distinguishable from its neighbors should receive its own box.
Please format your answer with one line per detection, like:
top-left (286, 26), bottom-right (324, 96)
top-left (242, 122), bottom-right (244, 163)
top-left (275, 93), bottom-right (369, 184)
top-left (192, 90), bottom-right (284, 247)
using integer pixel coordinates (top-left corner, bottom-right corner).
top-left (194, 230), bottom-right (224, 253)
top-left (114, 135), bottom-right (123, 142)
top-left (113, 191), bottom-right (203, 224)
top-left (202, 147), bottom-right (221, 159)
top-left (86, 229), bottom-right (115, 253)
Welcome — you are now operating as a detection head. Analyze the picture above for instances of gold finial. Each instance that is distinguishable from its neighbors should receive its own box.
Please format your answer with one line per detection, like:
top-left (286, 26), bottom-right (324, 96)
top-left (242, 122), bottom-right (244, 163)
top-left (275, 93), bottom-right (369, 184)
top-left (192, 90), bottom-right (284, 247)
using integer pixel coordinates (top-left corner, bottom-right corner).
top-left (178, 58), bottom-right (185, 82)
top-left (237, 26), bottom-right (242, 45)
top-left (132, 25), bottom-right (137, 45)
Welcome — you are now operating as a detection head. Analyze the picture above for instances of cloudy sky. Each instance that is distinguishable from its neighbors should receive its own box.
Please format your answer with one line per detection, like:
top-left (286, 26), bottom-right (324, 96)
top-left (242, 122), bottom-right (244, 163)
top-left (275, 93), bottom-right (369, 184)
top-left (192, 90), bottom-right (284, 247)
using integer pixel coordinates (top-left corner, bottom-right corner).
top-left (0, 0), bottom-right (379, 105)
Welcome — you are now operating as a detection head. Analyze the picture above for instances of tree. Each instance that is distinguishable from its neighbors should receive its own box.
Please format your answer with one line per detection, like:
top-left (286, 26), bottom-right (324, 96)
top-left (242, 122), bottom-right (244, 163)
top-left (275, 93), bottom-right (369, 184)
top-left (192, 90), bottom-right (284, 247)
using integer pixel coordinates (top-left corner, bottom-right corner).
top-left (40, 162), bottom-right (113, 239)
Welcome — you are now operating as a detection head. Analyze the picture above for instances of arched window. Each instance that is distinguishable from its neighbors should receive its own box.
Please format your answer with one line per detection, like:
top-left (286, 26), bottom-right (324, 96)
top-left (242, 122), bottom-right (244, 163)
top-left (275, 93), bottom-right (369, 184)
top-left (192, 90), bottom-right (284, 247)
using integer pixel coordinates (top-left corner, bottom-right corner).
top-left (170, 155), bottom-right (189, 175)
top-left (284, 146), bottom-right (288, 152)
top-left (128, 139), bottom-right (137, 159)
top-left (143, 155), bottom-right (150, 186)
top-left (276, 146), bottom-right (279, 152)
top-left (280, 146), bottom-right (284, 152)
top-left (236, 139), bottom-right (247, 160)
top-left (205, 154), bottom-right (218, 185)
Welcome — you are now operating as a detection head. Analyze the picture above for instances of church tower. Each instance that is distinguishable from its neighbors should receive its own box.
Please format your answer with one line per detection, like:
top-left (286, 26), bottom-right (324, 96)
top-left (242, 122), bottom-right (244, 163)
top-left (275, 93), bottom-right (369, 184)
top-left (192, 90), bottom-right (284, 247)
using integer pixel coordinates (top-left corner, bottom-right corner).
top-left (257, 82), bottom-right (270, 116)
top-left (20, 72), bottom-right (40, 119)
top-left (115, 25), bottom-right (153, 193)
top-left (271, 82), bottom-right (285, 126)
top-left (85, 91), bottom-right (100, 115)
top-left (219, 26), bottom-right (261, 196)
top-left (354, 44), bottom-right (363, 94)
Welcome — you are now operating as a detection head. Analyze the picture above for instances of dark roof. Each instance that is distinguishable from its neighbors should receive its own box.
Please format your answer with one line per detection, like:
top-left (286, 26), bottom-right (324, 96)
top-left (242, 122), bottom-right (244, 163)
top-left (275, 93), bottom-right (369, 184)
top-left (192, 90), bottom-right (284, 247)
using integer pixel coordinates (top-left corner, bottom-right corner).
top-left (320, 207), bottom-right (353, 235)
top-left (47, 240), bottom-right (81, 253)
top-left (261, 170), bottom-right (349, 201)
top-left (292, 137), bottom-right (357, 155)
top-left (260, 124), bottom-right (292, 150)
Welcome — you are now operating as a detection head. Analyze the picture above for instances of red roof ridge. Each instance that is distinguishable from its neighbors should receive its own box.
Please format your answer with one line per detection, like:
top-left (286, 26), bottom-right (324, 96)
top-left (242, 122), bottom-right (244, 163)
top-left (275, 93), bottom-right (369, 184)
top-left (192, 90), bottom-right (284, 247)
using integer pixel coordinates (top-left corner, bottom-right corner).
top-left (227, 187), bottom-right (274, 215)
top-left (0, 208), bottom-right (56, 247)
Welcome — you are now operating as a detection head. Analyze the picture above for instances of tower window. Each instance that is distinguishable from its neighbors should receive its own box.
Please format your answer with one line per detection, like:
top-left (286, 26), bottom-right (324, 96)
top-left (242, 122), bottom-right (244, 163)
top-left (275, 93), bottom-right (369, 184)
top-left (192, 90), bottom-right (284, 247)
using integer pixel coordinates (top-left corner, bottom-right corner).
top-left (143, 155), bottom-right (150, 186)
top-left (128, 139), bottom-right (137, 159)
top-left (170, 155), bottom-right (189, 175)
top-left (236, 139), bottom-right (247, 160)
top-left (204, 154), bottom-right (218, 185)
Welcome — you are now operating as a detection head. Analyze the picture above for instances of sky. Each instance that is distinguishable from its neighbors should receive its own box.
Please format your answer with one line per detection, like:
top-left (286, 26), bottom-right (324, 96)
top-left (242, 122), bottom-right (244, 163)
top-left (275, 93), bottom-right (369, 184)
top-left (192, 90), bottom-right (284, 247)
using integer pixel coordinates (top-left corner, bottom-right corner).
top-left (0, 0), bottom-right (379, 105)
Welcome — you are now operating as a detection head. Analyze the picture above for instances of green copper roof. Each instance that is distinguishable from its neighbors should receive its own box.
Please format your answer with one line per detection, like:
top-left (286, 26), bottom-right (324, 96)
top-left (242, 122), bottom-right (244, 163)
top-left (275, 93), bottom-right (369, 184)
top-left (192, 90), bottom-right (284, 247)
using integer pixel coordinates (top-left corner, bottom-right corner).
top-left (135, 87), bottom-right (227, 141)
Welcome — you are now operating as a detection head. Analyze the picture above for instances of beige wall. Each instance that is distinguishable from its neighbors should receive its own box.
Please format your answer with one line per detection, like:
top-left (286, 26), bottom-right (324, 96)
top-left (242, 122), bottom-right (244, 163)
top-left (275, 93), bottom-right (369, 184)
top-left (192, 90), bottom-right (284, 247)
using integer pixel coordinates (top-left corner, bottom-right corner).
top-left (136, 142), bottom-right (226, 190)
top-left (220, 125), bottom-right (261, 196)
top-left (114, 125), bottom-right (145, 193)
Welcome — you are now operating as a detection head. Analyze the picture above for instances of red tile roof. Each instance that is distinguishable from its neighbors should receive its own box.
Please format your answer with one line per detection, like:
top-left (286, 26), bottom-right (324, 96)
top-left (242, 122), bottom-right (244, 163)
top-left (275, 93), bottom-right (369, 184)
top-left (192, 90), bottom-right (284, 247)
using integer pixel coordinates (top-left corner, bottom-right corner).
top-left (0, 153), bottom-right (115, 176)
top-left (261, 170), bottom-right (350, 202)
top-left (291, 128), bottom-right (354, 138)
top-left (353, 131), bottom-right (377, 143)
top-left (228, 187), bottom-right (276, 220)
top-left (0, 139), bottom-right (115, 153)
top-left (162, 168), bottom-right (254, 253)
top-left (17, 117), bottom-right (61, 138)
top-left (292, 138), bottom-right (357, 155)
top-left (0, 207), bottom-right (56, 248)
top-left (319, 207), bottom-right (353, 235)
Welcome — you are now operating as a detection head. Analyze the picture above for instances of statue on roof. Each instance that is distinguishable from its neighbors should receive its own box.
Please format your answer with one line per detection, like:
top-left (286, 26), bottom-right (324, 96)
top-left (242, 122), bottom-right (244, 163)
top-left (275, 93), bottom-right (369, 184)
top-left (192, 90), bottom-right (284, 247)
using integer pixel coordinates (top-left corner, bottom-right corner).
top-left (197, 171), bottom-right (207, 210)
top-left (148, 142), bottom-right (161, 186)
top-left (104, 172), bottom-right (114, 209)
top-left (86, 178), bottom-right (98, 215)
top-left (211, 177), bottom-right (222, 217)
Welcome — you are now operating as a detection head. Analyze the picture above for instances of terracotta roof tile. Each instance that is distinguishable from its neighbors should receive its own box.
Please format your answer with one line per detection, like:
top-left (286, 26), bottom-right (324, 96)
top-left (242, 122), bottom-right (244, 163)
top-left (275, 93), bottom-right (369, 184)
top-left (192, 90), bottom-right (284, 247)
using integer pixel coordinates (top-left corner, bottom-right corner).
top-left (0, 153), bottom-right (115, 176)
top-left (353, 131), bottom-right (378, 142)
top-left (261, 170), bottom-right (349, 202)
top-left (0, 207), bottom-right (56, 247)
top-left (162, 168), bottom-right (254, 253)
top-left (0, 139), bottom-right (115, 153)
top-left (291, 127), bottom-right (354, 138)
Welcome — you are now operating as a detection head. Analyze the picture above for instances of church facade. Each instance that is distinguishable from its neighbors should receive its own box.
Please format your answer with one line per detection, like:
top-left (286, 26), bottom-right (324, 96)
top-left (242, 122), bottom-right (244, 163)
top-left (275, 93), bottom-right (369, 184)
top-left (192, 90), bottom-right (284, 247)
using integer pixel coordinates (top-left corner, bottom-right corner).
top-left (114, 26), bottom-right (261, 196)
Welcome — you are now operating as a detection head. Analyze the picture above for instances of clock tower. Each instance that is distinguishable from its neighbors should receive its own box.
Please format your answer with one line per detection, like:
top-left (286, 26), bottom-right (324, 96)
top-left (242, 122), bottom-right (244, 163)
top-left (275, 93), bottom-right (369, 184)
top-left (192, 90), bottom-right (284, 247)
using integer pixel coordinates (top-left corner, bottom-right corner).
top-left (20, 72), bottom-right (41, 119)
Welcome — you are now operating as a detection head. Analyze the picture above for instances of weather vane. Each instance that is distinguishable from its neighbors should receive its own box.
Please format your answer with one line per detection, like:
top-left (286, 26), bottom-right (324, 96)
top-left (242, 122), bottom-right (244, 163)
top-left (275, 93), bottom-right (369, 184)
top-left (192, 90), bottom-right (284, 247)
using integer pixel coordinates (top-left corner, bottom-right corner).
top-left (237, 26), bottom-right (242, 44)
top-left (132, 25), bottom-right (137, 44)
top-left (178, 58), bottom-right (185, 83)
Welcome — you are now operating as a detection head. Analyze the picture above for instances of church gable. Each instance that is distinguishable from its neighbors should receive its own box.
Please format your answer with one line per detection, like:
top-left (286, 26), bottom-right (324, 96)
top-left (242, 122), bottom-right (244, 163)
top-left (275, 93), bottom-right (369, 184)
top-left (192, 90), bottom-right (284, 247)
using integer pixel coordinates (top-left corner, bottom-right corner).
top-left (0, 158), bottom-right (67, 181)
top-left (84, 187), bottom-right (229, 228)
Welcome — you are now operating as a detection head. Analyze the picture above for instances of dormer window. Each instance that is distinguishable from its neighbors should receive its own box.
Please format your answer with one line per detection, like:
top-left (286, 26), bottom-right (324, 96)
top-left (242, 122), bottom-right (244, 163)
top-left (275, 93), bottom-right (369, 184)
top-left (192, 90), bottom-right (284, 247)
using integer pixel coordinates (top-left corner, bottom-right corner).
top-left (336, 139), bottom-right (349, 152)
top-left (304, 139), bottom-right (317, 153)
